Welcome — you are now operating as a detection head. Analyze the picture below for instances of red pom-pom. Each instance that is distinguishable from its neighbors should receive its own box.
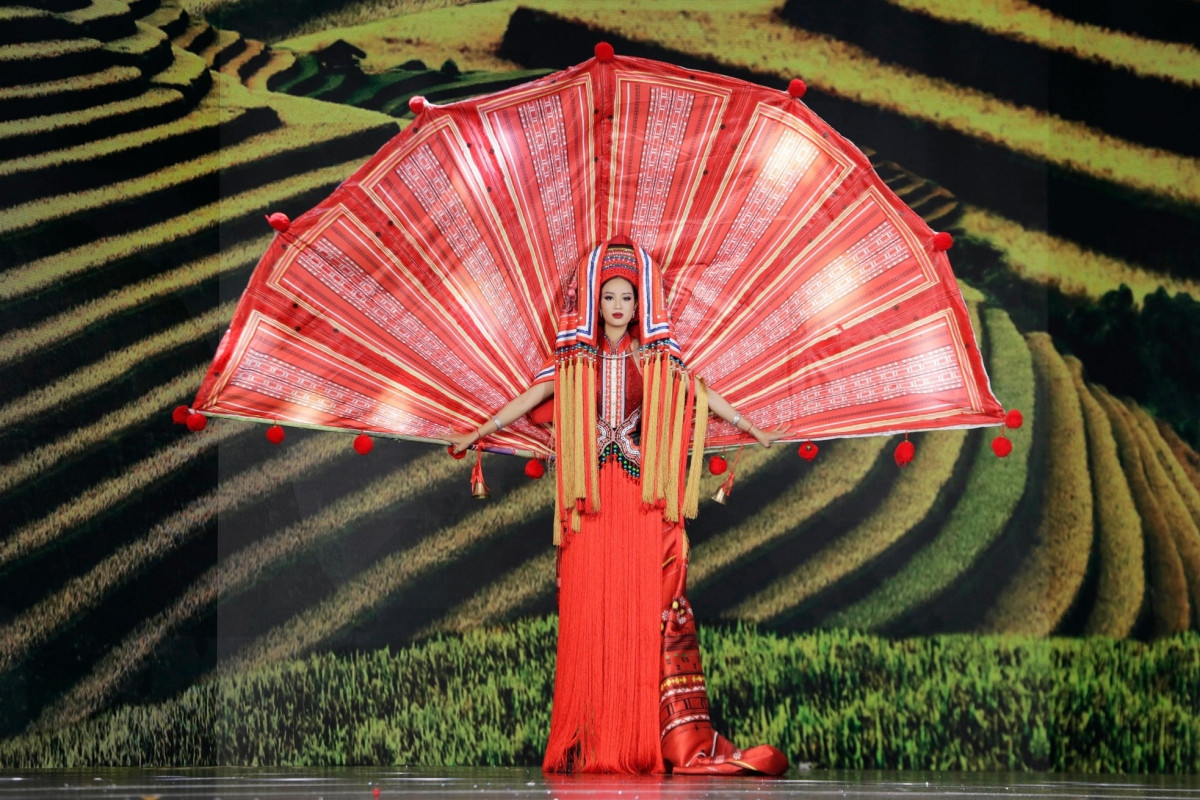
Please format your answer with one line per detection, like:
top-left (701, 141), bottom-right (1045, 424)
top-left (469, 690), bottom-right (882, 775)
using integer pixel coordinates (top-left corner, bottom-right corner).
top-left (708, 455), bottom-right (728, 475)
top-left (266, 212), bottom-right (290, 232)
top-left (185, 412), bottom-right (207, 432)
top-left (353, 433), bottom-right (373, 455)
top-left (447, 445), bottom-right (467, 460)
top-left (529, 399), bottom-right (554, 426)
top-left (894, 439), bottom-right (915, 467)
top-left (932, 231), bottom-right (954, 251)
top-left (787, 78), bottom-right (807, 98)
top-left (525, 459), bottom-right (545, 479)
top-left (409, 95), bottom-right (426, 114)
top-left (172, 404), bottom-right (190, 425)
top-left (798, 441), bottom-right (819, 461)
top-left (373, 789), bottom-right (381, 799)
top-left (1005, 409), bottom-right (1024, 429)
top-left (991, 435), bottom-right (1013, 458)
top-left (266, 424), bottom-right (285, 444)
top-left (594, 41), bottom-right (615, 61)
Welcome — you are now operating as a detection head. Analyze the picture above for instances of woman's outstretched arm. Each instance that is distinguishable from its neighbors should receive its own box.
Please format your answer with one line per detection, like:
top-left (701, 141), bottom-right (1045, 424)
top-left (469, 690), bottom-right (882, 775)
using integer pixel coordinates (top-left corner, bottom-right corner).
top-left (447, 381), bottom-right (555, 453)
top-left (705, 385), bottom-right (787, 448)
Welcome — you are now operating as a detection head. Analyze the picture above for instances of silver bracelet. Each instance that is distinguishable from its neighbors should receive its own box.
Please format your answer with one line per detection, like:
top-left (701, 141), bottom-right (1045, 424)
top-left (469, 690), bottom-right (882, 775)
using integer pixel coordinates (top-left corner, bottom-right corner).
top-left (731, 412), bottom-right (741, 430)
top-left (492, 415), bottom-right (504, 431)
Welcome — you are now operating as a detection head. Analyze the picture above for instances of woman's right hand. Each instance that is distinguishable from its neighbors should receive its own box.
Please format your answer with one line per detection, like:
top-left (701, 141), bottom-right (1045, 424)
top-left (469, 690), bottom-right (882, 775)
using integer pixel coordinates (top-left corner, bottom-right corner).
top-left (447, 430), bottom-right (479, 454)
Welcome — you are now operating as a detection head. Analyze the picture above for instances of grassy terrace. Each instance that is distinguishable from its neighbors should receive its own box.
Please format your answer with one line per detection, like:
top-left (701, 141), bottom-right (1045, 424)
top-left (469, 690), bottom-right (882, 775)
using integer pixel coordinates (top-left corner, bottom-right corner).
top-left (172, 19), bottom-right (214, 52)
top-left (826, 307), bottom-right (1036, 633)
top-left (33, 446), bottom-right (461, 730)
top-left (419, 549), bottom-right (558, 638)
top-left (894, 0), bottom-right (1200, 86)
top-left (280, 0), bottom-right (1200, 209)
top-left (1124, 402), bottom-right (1200, 627)
top-left (0, 366), bottom-right (208, 497)
top-left (2, 156), bottom-right (363, 303)
top-left (1065, 357), bottom-right (1144, 638)
top-left (957, 205), bottom-right (1200, 303)
top-left (215, 475), bottom-right (556, 677)
top-left (781, 0), bottom-right (1200, 157)
top-left (0, 299), bottom-right (234, 430)
top-left (0, 86), bottom-right (188, 157)
top-left (0, 237), bottom-right (265, 366)
top-left (1, 88), bottom-right (394, 262)
top-left (979, 334), bottom-right (1091, 635)
top-left (0, 63), bottom-right (141, 103)
top-left (1095, 387), bottom-right (1190, 636)
top-left (730, 427), bottom-right (968, 626)
top-left (140, 3), bottom-right (189, 37)
top-left (0, 431), bottom-right (348, 674)
top-left (694, 437), bottom-right (889, 603)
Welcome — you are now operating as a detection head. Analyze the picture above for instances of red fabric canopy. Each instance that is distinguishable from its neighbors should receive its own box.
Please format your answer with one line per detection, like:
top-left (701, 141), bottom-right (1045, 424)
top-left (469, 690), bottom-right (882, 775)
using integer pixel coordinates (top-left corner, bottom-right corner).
top-left (194, 50), bottom-right (1004, 457)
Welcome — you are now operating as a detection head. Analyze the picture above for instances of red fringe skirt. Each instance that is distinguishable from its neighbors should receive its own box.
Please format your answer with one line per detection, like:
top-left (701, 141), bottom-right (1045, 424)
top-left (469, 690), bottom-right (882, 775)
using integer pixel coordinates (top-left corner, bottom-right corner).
top-left (543, 464), bottom-right (669, 774)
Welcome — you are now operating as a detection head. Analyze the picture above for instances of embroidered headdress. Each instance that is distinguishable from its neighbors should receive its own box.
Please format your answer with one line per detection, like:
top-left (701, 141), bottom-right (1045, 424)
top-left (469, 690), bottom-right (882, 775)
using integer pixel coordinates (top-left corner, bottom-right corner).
top-left (597, 245), bottom-right (639, 289)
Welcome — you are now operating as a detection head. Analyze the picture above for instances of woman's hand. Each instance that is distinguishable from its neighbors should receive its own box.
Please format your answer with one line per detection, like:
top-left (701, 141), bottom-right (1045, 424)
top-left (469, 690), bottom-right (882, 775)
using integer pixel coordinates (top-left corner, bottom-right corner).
top-left (447, 430), bottom-right (479, 454)
top-left (750, 426), bottom-right (788, 448)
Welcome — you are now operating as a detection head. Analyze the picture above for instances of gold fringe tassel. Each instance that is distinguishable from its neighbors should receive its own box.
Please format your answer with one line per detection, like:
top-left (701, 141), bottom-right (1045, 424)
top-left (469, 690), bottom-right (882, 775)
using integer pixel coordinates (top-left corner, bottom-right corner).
top-left (583, 358), bottom-right (599, 514)
top-left (683, 377), bottom-right (708, 519)
top-left (664, 366), bottom-right (688, 522)
top-left (571, 356), bottom-right (586, 509)
top-left (554, 359), bottom-right (572, 543)
top-left (655, 357), bottom-right (673, 509)
top-left (553, 353), bottom-right (601, 541)
top-left (641, 351), bottom-right (661, 505)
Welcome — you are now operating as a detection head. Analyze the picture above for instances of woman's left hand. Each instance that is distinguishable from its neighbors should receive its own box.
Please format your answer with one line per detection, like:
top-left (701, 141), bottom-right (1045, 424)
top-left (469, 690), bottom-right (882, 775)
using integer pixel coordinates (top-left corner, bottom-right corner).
top-left (750, 426), bottom-right (788, 448)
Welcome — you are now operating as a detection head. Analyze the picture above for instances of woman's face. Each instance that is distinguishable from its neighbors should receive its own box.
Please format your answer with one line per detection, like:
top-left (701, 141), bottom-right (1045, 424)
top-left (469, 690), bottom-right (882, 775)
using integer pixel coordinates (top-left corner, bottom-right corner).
top-left (599, 277), bottom-right (637, 332)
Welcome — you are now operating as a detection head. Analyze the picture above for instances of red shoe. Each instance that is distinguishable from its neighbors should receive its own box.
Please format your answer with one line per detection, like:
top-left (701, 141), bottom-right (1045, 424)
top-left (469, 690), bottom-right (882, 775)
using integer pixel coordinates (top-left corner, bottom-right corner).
top-left (667, 731), bottom-right (790, 776)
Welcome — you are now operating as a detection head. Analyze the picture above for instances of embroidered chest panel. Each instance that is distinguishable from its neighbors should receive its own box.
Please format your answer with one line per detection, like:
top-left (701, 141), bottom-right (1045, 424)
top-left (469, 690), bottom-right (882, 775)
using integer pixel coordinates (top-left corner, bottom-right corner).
top-left (597, 337), bottom-right (642, 477)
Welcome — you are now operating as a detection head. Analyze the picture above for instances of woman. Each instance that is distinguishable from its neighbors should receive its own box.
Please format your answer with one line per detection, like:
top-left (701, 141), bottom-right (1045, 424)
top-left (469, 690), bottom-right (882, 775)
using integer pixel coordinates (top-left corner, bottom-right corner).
top-left (450, 239), bottom-right (788, 776)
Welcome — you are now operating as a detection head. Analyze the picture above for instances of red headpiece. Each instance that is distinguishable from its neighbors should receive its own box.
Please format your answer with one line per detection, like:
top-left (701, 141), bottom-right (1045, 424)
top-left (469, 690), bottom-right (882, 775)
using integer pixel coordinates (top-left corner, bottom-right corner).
top-left (598, 244), bottom-right (639, 288)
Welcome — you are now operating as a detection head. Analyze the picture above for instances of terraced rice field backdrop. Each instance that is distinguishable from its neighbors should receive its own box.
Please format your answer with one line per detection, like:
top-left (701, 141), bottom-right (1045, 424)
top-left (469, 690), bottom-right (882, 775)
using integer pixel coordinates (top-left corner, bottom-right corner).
top-left (2, 0), bottom-right (1198, 771)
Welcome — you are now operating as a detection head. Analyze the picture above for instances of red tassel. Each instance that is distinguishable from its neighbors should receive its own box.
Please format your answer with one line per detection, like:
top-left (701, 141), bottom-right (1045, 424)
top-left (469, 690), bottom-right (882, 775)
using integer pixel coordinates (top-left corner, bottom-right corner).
top-left (894, 436), bottom-right (915, 467)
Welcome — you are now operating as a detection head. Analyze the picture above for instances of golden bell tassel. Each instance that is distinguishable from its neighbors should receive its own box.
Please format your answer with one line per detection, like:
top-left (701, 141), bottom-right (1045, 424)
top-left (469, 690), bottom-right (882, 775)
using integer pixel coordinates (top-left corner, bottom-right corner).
top-left (470, 445), bottom-right (489, 500)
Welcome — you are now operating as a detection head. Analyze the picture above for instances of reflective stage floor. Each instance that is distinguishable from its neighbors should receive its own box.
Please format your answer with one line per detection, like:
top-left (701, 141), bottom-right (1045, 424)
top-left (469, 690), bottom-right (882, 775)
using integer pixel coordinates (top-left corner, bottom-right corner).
top-left (1, 768), bottom-right (1197, 800)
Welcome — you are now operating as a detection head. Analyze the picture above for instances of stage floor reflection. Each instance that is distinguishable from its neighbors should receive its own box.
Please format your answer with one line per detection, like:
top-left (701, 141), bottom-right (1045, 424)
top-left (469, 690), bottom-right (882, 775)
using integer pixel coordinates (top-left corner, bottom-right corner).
top-left (1, 767), bottom-right (1197, 799)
